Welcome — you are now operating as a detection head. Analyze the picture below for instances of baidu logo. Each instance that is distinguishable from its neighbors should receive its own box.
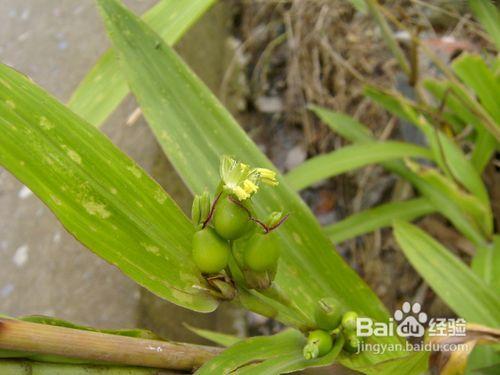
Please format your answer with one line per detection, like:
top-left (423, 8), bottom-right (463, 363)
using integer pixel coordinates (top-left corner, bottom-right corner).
top-left (393, 302), bottom-right (427, 338)
top-left (356, 301), bottom-right (439, 338)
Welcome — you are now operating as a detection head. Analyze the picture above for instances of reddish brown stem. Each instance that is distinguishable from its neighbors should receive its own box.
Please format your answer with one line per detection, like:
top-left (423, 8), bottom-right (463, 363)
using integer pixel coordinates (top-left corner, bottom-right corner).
top-left (228, 196), bottom-right (290, 234)
top-left (202, 191), bottom-right (222, 229)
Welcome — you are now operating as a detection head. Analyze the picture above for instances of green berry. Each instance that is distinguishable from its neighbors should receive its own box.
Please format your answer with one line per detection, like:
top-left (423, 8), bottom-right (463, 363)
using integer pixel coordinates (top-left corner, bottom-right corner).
top-left (242, 232), bottom-right (280, 272)
top-left (343, 333), bottom-right (361, 354)
top-left (304, 330), bottom-right (332, 359)
top-left (341, 311), bottom-right (358, 333)
top-left (213, 196), bottom-right (251, 240)
top-left (314, 297), bottom-right (342, 330)
top-left (192, 228), bottom-right (230, 274)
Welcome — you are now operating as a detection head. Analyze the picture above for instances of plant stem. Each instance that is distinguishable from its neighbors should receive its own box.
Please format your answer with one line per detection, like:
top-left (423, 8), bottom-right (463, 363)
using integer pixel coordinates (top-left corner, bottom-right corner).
top-left (0, 318), bottom-right (221, 371)
top-left (364, 0), bottom-right (411, 75)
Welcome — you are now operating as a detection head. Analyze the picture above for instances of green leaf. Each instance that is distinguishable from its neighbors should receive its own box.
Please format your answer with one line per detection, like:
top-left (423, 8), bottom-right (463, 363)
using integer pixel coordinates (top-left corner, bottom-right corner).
top-left (424, 77), bottom-right (498, 173)
top-left (472, 235), bottom-right (500, 291)
top-left (95, 0), bottom-right (405, 367)
top-left (184, 324), bottom-right (242, 347)
top-left (354, 351), bottom-right (429, 375)
top-left (452, 54), bottom-right (500, 124)
top-left (68, 0), bottom-right (216, 126)
top-left (364, 86), bottom-right (491, 217)
top-left (310, 106), bottom-right (487, 246)
top-left (0, 63), bottom-right (217, 312)
top-left (393, 221), bottom-right (500, 327)
top-left (286, 141), bottom-right (432, 191)
top-left (469, 0), bottom-right (500, 50)
top-left (346, 0), bottom-right (367, 13)
top-left (309, 105), bottom-right (374, 143)
top-left (324, 198), bottom-right (435, 244)
top-left (404, 160), bottom-right (491, 239)
top-left (195, 329), bottom-right (344, 375)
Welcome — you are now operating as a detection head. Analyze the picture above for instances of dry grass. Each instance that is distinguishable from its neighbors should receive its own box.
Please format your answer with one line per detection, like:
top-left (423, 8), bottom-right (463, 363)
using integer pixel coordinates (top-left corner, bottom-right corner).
top-left (222, 0), bottom-right (489, 313)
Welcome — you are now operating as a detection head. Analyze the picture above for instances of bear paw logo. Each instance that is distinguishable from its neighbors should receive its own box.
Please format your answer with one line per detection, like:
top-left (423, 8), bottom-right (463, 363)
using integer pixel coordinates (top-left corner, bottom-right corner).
top-left (394, 302), bottom-right (427, 338)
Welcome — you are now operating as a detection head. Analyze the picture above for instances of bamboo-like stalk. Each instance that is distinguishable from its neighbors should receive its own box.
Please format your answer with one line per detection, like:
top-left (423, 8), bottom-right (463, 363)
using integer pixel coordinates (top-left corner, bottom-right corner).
top-left (0, 318), bottom-right (222, 371)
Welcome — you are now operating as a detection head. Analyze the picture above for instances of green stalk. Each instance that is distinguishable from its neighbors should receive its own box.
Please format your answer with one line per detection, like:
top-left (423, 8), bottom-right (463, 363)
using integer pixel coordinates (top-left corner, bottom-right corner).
top-left (0, 318), bottom-right (220, 371)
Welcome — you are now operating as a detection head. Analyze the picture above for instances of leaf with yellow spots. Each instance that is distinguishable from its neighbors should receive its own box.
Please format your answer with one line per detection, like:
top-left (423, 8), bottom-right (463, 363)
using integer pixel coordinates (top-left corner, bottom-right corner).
top-left (0, 62), bottom-right (217, 313)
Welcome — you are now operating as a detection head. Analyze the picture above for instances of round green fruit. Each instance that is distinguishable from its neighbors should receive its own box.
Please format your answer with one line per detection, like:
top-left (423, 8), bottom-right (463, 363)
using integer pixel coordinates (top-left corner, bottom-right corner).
top-left (242, 232), bottom-right (280, 272)
top-left (213, 196), bottom-right (251, 240)
top-left (314, 297), bottom-right (342, 330)
top-left (192, 228), bottom-right (230, 274)
top-left (343, 334), bottom-right (361, 354)
top-left (307, 330), bottom-right (333, 358)
top-left (341, 311), bottom-right (358, 333)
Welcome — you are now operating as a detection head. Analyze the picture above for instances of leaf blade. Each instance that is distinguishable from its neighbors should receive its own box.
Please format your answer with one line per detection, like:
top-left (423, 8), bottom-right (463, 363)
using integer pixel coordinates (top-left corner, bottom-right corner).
top-left (286, 141), bottom-right (433, 191)
top-left (393, 221), bottom-right (500, 327)
top-left (469, 0), bottom-right (500, 50)
top-left (0, 63), bottom-right (217, 312)
top-left (310, 106), bottom-right (487, 246)
top-left (324, 198), bottom-right (435, 244)
top-left (68, 0), bottom-right (216, 126)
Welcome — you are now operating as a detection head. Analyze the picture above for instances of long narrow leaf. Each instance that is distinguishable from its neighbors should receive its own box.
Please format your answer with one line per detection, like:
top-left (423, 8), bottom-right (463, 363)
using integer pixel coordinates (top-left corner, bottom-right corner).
top-left (286, 141), bottom-right (433, 191)
top-left (0, 63), bottom-right (217, 312)
top-left (324, 198), bottom-right (435, 244)
top-left (195, 329), bottom-right (344, 375)
top-left (452, 54), bottom-right (500, 124)
top-left (393, 221), bottom-right (500, 327)
top-left (96, 0), bottom-right (406, 368)
top-left (424, 78), bottom-right (498, 174)
top-left (310, 106), bottom-right (487, 246)
top-left (469, 0), bottom-right (500, 50)
top-left (471, 235), bottom-right (500, 291)
top-left (364, 86), bottom-right (491, 212)
top-left (184, 325), bottom-right (242, 347)
top-left (68, 0), bottom-right (216, 126)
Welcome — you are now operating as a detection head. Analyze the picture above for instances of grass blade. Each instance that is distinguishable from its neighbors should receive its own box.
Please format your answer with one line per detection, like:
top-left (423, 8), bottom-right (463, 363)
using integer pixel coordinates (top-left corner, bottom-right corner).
top-left (68, 0), bottom-right (216, 126)
top-left (364, 86), bottom-right (491, 222)
top-left (393, 221), bottom-right (500, 327)
top-left (0, 63), bottom-right (217, 312)
top-left (424, 78), bottom-right (498, 174)
top-left (471, 235), bottom-right (500, 291)
top-left (324, 198), bottom-right (435, 244)
top-left (310, 106), bottom-right (487, 246)
top-left (469, 0), bottom-right (500, 50)
top-left (195, 329), bottom-right (344, 375)
top-left (364, 0), bottom-right (410, 75)
top-left (286, 141), bottom-right (433, 191)
top-left (452, 54), bottom-right (500, 124)
top-left (184, 325), bottom-right (242, 347)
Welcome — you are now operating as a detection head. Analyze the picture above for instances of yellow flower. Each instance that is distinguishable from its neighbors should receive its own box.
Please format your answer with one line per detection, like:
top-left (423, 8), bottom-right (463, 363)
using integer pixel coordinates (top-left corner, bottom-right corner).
top-left (255, 168), bottom-right (278, 186)
top-left (219, 156), bottom-right (278, 200)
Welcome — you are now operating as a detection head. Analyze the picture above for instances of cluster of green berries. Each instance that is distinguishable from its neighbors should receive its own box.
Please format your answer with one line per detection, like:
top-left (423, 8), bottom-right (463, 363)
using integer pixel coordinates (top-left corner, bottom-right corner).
top-left (303, 298), bottom-right (362, 359)
top-left (191, 156), bottom-right (287, 294)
